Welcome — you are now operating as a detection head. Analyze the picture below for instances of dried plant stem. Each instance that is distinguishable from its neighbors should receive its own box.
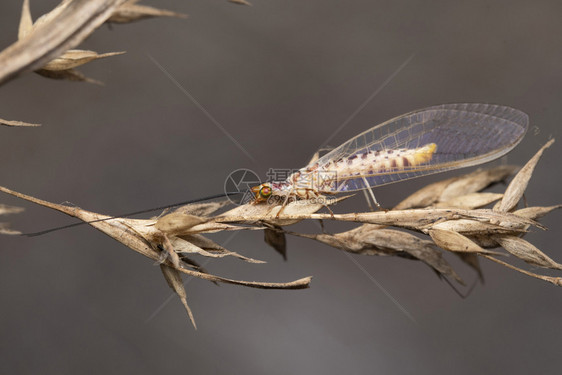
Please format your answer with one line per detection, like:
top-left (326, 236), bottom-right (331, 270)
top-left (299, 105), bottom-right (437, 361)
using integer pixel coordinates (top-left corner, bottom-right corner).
top-left (212, 209), bottom-right (539, 231)
top-left (1, 142), bottom-right (560, 325)
top-left (481, 255), bottom-right (562, 286)
top-left (0, 185), bottom-right (310, 290)
top-left (0, 0), bottom-right (127, 85)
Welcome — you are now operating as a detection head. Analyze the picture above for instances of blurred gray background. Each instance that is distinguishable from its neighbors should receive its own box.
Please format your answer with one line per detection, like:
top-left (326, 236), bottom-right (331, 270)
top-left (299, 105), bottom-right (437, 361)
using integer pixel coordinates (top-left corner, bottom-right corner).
top-left (1, 0), bottom-right (561, 373)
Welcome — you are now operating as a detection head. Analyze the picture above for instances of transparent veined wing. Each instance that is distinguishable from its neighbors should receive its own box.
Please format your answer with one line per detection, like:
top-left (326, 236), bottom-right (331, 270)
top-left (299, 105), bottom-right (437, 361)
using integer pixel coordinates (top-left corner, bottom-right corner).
top-left (305, 103), bottom-right (528, 193)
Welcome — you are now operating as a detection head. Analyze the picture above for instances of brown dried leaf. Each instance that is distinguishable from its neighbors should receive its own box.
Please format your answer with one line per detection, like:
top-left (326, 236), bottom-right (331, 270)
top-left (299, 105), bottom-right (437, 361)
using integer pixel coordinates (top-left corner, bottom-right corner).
top-left (108, 1), bottom-right (188, 23)
top-left (467, 234), bottom-right (500, 249)
top-left (171, 237), bottom-right (222, 258)
top-left (0, 118), bottom-right (40, 127)
top-left (41, 50), bottom-right (125, 71)
top-left (432, 219), bottom-right (525, 236)
top-left (18, 4), bottom-right (125, 82)
top-left (438, 166), bottom-right (517, 201)
top-left (160, 264), bottom-right (196, 329)
top-left (434, 192), bottom-right (503, 209)
top-left (358, 227), bottom-right (463, 283)
top-left (1, 0), bottom-right (128, 85)
top-left (171, 236), bottom-right (265, 264)
top-left (0, 184), bottom-right (311, 290)
top-left (394, 178), bottom-right (453, 209)
top-left (35, 68), bottom-right (103, 85)
top-left (496, 139), bottom-right (555, 212)
top-left (514, 205), bottom-right (562, 221)
top-left (179, 234), bottom-right (227, 251)
top-left (494, 235), bottom-right (562, 269)
top-left (429, 228), bottom-right (503, 255)
top-left (264, 227), bottom-right (287, 260)
top-left (155, 212), bottom-right (207, 235)
top-left (295, 225), bottom-right (463, 283)
top-left (394, 166), bottom-right (517, 210)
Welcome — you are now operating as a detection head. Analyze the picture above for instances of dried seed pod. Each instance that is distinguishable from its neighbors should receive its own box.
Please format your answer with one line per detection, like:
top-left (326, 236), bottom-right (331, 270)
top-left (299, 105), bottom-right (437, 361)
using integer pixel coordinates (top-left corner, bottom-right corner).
top-left (160, 264), bottom-right (196, 329)
top-left (41, 50), bottom-right (125, 71)
top-left (2, 0), bottom-right (127, 85)
top-left (494, 235), bottom-right (562, 269)
top-left (155, 212), bottom-right (208, 235)
top-left (433, 192), bottom-right (503, 209)
top-left (35, 68), bottom-right (103, 84)
top-left (429, 228), bottom-right (502, 255)
top-left (108, 1), bottom-right (187, 23)
top-left (438, 166), bottom-right (517, 201)
top-left (171, 236), bottom-right (264, 263)
top-left (495, 139), bottom-right (554, 212)
top-left (395, 166), bottom-right (517, 210)
top-left (294, 225), bottom-right (463, 283)
top-left (432, 219), bottom-right (525, 236)
top-left (513, 205), bottom-right (562, 221)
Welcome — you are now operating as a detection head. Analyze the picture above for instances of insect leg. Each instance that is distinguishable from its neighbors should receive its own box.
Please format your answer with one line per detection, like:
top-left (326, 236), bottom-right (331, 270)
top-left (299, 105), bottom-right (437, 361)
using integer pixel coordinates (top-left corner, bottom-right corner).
top-left (275, 186), bottom-right (295, 218)
top-left (361, 176), bottom-right (382, 210)
top-left (307, 147), bottom-right (334, 165)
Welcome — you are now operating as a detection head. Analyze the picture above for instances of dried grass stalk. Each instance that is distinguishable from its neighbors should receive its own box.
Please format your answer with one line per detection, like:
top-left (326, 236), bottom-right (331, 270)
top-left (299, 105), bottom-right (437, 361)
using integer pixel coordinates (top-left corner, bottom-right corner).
top-left (0, 118), bottom-right (40, 127)
top-left (0, 0), bottom-right (244, 85)
top-left (0, 0), bottom-right (128, 85)
top-left (0, 142), bottom-right (559, 326)
top-left (15, 1), bottom-right (128, 84)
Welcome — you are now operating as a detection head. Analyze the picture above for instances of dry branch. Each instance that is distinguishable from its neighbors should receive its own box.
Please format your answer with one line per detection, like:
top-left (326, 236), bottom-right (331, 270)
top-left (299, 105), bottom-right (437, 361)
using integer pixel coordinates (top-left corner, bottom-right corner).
top-left (0, 141), bottom-right (560, 326)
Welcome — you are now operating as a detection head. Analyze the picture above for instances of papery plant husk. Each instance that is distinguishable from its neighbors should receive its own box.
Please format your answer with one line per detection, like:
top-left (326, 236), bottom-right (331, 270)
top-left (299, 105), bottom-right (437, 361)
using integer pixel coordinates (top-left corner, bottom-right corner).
top-left (0, 141), bottom-right (560, 327)
top-left (17, 0), bottom-right (126, 84)
top-left (107, 0), bottom-right (188, 24)
top-left (0, 0), bottom-right (246, 85)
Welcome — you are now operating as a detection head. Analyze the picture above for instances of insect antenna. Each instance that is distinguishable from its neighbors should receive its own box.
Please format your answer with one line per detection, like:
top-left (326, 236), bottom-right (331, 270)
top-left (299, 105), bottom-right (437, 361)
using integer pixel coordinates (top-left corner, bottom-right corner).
top-left (22, 192), bottom-right (239, 237)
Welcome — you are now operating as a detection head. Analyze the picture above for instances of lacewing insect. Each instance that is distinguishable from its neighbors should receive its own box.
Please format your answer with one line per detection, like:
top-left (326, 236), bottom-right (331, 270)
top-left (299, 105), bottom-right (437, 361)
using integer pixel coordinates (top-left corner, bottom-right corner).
top-left (251, 103), bottom-right (529, 204)
top-left (26, 103), bottom-right (528, 236)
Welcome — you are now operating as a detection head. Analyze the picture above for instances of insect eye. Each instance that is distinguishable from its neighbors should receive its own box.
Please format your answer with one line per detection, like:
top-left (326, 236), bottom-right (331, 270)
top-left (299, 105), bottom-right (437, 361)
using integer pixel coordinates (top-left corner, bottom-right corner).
top-left (259, 186), bottom-right (272, 198)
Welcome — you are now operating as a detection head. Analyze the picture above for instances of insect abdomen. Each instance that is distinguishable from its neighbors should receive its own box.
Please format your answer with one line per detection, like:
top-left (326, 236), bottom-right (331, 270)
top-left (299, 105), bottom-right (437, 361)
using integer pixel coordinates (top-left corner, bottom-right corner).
top-left (336, 143), bottom-right (437, 176)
